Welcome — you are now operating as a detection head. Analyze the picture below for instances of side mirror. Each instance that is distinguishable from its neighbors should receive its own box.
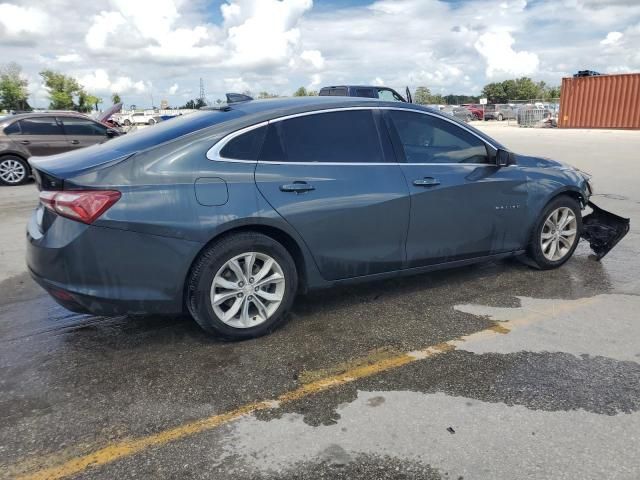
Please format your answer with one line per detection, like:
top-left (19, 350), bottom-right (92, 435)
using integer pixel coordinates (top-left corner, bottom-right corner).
top-left (496, 148), bottom-right (511, 167)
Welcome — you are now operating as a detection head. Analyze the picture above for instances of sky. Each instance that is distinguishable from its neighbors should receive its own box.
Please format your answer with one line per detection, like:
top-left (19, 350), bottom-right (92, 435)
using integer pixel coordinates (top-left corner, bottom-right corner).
top-left (1, 0), bottom-right (639, 108)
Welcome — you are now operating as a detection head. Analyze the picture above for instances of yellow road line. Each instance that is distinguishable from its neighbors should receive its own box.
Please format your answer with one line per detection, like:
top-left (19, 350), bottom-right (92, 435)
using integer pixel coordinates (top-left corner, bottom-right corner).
top-left (12, 296), bottom-right (597, 480)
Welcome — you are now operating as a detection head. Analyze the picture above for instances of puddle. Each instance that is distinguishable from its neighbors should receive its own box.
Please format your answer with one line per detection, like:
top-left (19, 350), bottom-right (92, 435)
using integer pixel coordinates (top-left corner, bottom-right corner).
top-left (223, 293), bottom-right (640, 479)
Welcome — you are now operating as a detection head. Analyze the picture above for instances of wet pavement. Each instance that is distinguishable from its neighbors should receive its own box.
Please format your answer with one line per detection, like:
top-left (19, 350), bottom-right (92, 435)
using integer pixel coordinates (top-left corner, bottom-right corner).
top-left (1, 128), bottom-right (639, 479)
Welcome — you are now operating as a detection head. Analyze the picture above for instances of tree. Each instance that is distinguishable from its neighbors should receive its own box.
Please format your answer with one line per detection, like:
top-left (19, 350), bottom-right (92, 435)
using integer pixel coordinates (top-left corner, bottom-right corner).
top-left (257, 91), bottom-right (278, 99)
top-left (78, 92), bottom-right (102, 112)
top-left (40, 70), bottom-right (83, 110)
top-left (0, 62), bottom-right (30, 111)
top-left (293, 86), bottom-right (308, 97)
top-left (413, 86), bottom-right (431, 105)
top-left (111, 93), bottom-right (121, 104)
top-left (443, 94), bottom-right (479, 105)
top-left (180, 98), bottom-right (207, 109)
top-left (481, 77), bottom-right (559, 103)
top-left (481, 82), bottom-right (508, 103)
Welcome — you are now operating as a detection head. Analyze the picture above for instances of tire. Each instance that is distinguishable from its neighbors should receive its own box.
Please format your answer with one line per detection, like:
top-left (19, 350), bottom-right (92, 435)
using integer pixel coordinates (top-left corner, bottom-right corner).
top-left (123, 119), bottom-right (131, 126)
top-left (526, 195), bottom-right (582, 269)
top-left (187, 232), bottom-right (298, 340)
top-left (148, 119), bottom-right (156, 125)
top-left (0, 155), bottom-right (30, 186)
top-left (497, 113), bottom-right (504, 121)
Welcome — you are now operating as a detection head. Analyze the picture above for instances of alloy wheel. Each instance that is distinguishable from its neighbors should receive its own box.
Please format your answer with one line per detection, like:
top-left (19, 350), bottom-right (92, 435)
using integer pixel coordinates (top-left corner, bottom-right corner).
top-left (0, 159), bottom-right (26, 184)
top-left (540, 207), bottom-right (578, 261)
top-left (210, 252), bottom-right (286, 329)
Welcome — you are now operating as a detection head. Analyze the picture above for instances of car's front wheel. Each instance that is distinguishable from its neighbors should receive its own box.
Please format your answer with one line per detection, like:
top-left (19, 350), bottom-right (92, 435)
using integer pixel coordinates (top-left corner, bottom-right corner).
top-left (0, 156), bottom-right (30, 186)
top-left (187, 232), bottom-right (298, 339)
top-left (527, 196), bottom-right (582, 269)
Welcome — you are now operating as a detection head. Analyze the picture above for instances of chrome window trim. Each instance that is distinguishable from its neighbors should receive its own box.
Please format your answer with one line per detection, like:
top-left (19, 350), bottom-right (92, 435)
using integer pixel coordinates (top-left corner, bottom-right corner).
top-left (206, 106), bottom-right (498, 163)
top-left (206, 120), bottom-right (268, 162)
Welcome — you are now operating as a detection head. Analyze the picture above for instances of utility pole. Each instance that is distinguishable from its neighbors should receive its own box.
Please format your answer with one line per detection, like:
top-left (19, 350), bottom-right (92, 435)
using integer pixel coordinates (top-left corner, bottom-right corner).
top-left (199, 78), bottom-right (206, 105)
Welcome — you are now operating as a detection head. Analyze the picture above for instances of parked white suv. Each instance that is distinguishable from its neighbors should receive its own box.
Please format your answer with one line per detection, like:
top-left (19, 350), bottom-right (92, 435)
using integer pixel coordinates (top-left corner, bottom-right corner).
top-left (118, 112), bottom-right (158, 126)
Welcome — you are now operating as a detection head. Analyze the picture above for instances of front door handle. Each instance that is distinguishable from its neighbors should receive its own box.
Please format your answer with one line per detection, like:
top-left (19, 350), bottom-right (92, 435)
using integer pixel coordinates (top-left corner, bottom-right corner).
top-left (70, 140), bottom-right (80, 145)
top-left (20, 140), bottom-right (30, 145)
top-left (413, 177), bottom-right (440, 187)
top-left (280, 181), bottom-right (315, 193)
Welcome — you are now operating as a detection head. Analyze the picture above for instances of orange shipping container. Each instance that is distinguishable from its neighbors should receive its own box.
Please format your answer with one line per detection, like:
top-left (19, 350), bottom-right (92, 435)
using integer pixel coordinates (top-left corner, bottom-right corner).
top-left (559, 73), bottom-right (640, 129)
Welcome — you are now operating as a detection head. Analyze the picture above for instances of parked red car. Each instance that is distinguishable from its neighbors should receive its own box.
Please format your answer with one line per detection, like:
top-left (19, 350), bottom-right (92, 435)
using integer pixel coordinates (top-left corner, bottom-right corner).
top-left (463, 105), bottom-right (483, 120)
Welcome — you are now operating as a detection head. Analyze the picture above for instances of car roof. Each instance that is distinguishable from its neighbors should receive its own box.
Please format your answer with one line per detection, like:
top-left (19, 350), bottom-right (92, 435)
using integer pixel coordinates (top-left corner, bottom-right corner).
top-left (319, 85), bottom-right (391, 89)
top-left (3, 112), bottom-right (93, 122)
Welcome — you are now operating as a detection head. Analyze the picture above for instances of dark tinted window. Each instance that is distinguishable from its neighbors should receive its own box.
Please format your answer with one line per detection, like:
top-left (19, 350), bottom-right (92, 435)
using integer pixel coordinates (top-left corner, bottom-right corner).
top-left (61, 118), bottom-right (107, 136)
top-left (355, 88), bottom-right (376, 98)
top-left (330, 88), bottom-right (348, 96)
top-left (388, 110), bottom-right (489, 164)
top-left (260, 110), bottom-right (384, 164)
top-left (3, 121), bottom-right (20, 135)
top-left (18, 117), bottom-right (64, 135)
top-left (219, 125), bottom-right (266, 160)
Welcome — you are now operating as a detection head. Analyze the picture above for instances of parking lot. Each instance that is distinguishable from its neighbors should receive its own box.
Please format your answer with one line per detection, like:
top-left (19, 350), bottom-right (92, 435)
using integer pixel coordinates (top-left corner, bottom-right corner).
top-left (1, 126), bottom-right (639, 479)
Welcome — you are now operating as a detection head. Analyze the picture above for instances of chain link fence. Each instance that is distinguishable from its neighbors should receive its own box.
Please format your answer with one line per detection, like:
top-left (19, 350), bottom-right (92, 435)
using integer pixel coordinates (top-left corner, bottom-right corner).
top-left (507, 98), bottom-right (560, 127)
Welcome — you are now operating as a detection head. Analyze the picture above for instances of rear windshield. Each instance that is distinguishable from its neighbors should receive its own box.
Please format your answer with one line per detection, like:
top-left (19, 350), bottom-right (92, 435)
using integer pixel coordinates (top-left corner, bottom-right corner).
top-left (105, 110), bottom-right (246, 153)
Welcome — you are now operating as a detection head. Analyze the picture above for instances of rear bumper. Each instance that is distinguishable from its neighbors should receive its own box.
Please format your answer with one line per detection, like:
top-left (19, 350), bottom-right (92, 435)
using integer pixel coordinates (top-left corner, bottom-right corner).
top-left (26, 210), bottom-right (203, 316)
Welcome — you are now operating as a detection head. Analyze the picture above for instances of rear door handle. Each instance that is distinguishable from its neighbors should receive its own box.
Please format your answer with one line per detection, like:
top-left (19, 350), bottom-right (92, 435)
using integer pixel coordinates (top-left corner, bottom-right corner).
top-left (70, 140), bottom-right (80, 145)
top-left (280, 181), bottom-right (315, 193)
top-left (413, 177), bottom-right (440, 187)
top-left (20, 140), bottom-right (30, 145)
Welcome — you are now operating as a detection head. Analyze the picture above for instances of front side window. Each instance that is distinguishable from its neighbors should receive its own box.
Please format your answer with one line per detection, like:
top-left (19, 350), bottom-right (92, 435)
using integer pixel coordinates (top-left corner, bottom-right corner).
top-left (61, 118), bottom-right (107, 136)
top-left (17, 117), bottom-right (64, 135)
top-left (3, 121), bottom-right (21, 135)
top-left (388, 110), bottom-right (489, 164)
top-left (377, 89), bottom-right (403, 102)
top-left (260, 110), bottom-right (384, 164)
top-left (329, 88), bottom-right (348, 96)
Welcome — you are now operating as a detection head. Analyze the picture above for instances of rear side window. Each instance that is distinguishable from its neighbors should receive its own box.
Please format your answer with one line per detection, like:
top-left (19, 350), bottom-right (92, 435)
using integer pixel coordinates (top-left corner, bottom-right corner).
top-left (219, 125), bottom-right (266, 160)
top-left (61, 118), bottom-right (107, 136)
top-left (18, 117), bottom-right (64, 135)
top-left (260, 110), bottom-right (384, 164)
top-left (3, 121), bottom-right (20, 135)
top-left (355, 88), bottom-right (376, 98)
top-left (329, 88), bottom-right (348, 96)
top-left (388, 110), bottom-right (489, 164)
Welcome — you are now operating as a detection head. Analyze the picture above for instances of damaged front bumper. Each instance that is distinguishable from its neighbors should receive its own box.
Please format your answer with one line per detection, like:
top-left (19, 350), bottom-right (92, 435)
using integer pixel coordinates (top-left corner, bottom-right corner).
top-left (581, 201), bottom-right (630, 260)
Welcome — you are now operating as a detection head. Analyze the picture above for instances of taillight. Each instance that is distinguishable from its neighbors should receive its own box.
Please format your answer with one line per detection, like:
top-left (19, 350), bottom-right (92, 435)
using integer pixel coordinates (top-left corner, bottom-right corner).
top-left (39, 190), bottom-right (121, 224)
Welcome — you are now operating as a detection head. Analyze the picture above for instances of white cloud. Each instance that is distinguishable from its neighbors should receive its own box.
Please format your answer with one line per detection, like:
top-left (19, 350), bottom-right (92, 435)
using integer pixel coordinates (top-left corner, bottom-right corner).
top-left (56, 53), bottom-right (82, 63)
top-left (168, 83), bottom-right (179, 95)
top-left (474, 30), bottom-right (539, 78)
top-left (221, 0), bottom-right (312, 69)
top-left (78, 69), bottom-right (148, 94)
top-left (85, 11), bottom-right (126, 50)
top-left (300, 49), bottom-right (325, 70)
top-left (0, 3), bottom-right (48, 40)
top-left (601, 31), bottom-right (623, 45)
top-left (1, 0), bottom-right (640, 107)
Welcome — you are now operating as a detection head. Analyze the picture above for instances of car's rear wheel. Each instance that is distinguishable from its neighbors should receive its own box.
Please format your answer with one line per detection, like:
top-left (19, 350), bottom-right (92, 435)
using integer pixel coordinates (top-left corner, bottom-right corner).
top-left (148, 118), bottom-right (156, 125)
top-left (526, 196), bottom-right (582, 269)
top-left (497, 113), bottom-right (504, 121)
top-left (0, 156), bottom-right (30, 186)
top-left (187, 232), bottom-right (298, 339)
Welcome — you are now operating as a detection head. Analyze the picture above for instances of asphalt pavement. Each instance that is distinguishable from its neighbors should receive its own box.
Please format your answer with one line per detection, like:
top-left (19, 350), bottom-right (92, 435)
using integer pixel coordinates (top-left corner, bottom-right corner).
top-left (1, 126), bottom-right (639, 479)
